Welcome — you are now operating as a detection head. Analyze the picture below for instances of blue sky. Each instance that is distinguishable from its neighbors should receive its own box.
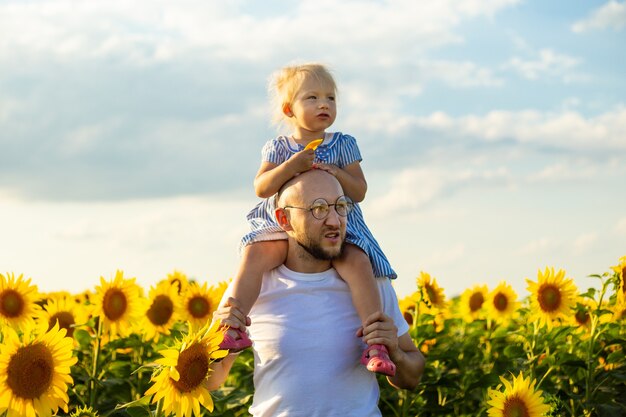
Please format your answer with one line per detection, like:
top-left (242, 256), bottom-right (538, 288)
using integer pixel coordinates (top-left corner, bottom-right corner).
top-left (1, 0), bottom-right (625, 299)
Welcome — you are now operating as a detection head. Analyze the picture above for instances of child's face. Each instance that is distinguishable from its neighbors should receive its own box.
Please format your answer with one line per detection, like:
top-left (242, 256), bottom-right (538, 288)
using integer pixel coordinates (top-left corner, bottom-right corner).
top-left (288, 76), bottom-right (336, 137)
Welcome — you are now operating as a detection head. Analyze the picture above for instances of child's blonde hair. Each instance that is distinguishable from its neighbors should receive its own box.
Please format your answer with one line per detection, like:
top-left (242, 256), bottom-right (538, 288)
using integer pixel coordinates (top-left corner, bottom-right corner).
top-left (268, 63), bottom-right (337, 130)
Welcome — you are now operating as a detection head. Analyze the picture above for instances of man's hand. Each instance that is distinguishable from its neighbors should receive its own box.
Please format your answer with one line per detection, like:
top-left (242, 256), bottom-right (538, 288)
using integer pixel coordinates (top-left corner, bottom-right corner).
top-left (212, 297), bottom-right (251, 330)
top-left (358, 311), bottom-right (425, 390)
top-left (357, 311), bottom-right (399, 359)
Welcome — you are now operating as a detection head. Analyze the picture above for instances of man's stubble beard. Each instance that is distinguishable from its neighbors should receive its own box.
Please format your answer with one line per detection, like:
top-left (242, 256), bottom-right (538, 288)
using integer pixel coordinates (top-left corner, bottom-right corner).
top-left (296, 236), bottom-right (346, 261)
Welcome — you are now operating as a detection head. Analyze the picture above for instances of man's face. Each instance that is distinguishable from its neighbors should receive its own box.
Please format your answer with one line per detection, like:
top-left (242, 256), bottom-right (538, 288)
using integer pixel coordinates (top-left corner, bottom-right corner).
top-left (282, 177), bottom-right (347, 261)
top-left (294, 203), bottom-right (347, 261)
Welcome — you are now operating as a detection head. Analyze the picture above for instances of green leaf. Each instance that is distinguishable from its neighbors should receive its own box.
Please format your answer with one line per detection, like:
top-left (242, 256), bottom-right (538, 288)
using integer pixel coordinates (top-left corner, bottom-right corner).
top-left (126, 406), bottom-right (152, 417)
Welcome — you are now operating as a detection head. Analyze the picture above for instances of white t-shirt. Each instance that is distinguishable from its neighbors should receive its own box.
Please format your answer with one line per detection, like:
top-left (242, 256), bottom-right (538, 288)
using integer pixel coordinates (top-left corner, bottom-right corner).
top-left (247, 265), bottom-right (409, 417)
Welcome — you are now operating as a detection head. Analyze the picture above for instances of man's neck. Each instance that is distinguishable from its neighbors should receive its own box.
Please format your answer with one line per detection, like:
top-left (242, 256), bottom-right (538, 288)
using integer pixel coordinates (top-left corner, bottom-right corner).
top-left (284, 244), bottom-right (333, 273)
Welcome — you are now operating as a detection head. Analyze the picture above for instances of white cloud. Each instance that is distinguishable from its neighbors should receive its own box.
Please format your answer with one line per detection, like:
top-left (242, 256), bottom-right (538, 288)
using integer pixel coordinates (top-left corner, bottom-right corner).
top-left (0, 0), bottom-right (520, 65)
top-left (572, 232), bottom-right (598, 254)
top-left (417, 59), bottom-right (504, 88)
top-left (527, 161), bottom-right (597, 183)
top-left (414, 106), bottom-right (626, 151)
top-left (517, 237), bottom-right (558, 255)
top-left (421, 243), bottom-right (466, 268)
top-left (504, 48), bottom-right (582, 81)
top-left (367, 166), bottom-right (511, 217)
top-left (572, 1), bottom-right (626, 33)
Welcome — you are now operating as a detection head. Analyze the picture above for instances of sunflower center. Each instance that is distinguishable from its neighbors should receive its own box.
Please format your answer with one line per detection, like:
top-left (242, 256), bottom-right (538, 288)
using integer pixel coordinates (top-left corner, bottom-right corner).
top-left (575, 309), bottom-right (590, 326)
top-left (403, 307), bottom-right (415, 326)
top-left (494, 292), bottom-right (508, 311)
top-left (103, 288), bottom-right (127, 321)
top-left (7, 342), bottom-right (54, 399)
top-left (188, 296), bottom-right (210, 318)
top-left (48, 311), bottom-right (76, 337)
top-left (147, 295), bottom-right (174, 326)
top-left (537, 284), bottom-right (561, 312)
top-left (172, 343), bottom-right (209, 393)
top-left (502, 395), bottom-right (530, 417)
top-left (425, 284), bottom-right (439, 305)
top-left (0, 289), bottom-right (25, 318)
top-left (469, 292), bottom-right (485, 312)
top-left (621, 267), bottom-right (626, 294)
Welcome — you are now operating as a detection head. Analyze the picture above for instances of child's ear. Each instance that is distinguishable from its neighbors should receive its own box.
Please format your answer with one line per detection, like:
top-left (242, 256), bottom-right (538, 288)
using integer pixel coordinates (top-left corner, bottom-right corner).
top-left (282, 104), bottom-right (293, 117)
top-left (275, 208), bottom-right (293, 231)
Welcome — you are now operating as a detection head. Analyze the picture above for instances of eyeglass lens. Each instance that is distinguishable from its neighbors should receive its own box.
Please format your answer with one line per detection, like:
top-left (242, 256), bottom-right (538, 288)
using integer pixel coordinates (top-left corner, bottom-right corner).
top-left (310, 197), bottom-right (351, 219)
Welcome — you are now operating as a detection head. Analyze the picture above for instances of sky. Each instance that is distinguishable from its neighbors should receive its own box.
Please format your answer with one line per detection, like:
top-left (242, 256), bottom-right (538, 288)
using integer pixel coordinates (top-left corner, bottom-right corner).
top-left (1, 0), bottom-right (625, 300)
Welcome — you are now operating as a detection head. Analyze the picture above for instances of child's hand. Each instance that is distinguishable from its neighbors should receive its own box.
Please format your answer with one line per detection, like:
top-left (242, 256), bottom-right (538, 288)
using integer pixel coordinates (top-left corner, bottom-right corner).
top-left (312, 163), bottom-right (339, 176)
top-left (288, 149), bottom-right (316, 174)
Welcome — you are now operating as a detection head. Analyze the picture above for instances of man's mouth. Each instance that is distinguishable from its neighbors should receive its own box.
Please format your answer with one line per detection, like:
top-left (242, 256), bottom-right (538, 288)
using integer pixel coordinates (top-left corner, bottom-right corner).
top-left (324, 230), bottom-right (341, 240)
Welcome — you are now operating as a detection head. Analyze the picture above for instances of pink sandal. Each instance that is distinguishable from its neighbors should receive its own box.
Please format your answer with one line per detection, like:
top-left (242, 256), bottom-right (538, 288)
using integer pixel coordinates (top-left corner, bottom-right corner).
top-left (219, 327), bottom-right (252, 352)
top-left (360, 344), bottom-right (396, 376)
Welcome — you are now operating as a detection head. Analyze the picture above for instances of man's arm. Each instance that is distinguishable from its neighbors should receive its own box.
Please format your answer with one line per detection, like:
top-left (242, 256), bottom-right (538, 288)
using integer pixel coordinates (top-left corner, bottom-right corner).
top-left (360, 311), bottom-right (425, 390)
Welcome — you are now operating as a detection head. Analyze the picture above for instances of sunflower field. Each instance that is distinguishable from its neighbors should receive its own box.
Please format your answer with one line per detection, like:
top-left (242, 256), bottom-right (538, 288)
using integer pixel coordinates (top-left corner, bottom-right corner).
top-left (0, 257), bottom-right (625, 417)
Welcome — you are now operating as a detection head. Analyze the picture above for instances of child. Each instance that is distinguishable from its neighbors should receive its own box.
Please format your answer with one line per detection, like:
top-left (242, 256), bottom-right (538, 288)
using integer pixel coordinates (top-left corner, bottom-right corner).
top-left (220, 63), bottom-right (397, 376)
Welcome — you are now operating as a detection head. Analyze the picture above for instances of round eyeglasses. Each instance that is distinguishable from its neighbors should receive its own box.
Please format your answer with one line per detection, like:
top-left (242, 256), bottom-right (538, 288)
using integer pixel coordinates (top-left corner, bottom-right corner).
top-left (282, 195), bottom-right (353, 220)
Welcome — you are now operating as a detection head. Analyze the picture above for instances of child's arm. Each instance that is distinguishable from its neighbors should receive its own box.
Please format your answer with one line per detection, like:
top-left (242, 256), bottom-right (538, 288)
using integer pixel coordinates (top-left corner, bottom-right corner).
top-left (254, 149), bottom-right (316, 198)
top-left (314, 161), bottom-right (367, 203)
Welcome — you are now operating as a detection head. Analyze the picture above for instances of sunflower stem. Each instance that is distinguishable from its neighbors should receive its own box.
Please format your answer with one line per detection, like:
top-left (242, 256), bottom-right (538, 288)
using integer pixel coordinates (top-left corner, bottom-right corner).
top-left (154, 398), bottom-right (164, 417)
top-left (89, 316), bottom-right (103, 408)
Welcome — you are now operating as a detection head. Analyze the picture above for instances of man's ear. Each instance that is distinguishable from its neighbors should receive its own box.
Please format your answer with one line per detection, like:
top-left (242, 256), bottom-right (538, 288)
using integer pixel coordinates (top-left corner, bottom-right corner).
top-left (282, 103), bottom-right (293, 117)
top-left (275, 208), bottom-right (293, 231)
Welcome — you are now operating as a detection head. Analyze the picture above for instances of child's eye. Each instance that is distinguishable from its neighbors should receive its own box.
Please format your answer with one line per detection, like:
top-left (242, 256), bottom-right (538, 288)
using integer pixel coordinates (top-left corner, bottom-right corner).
top-left (328, 96), bottom-right (335, 101)
top-left (307, 95), bottom-right (317, 100)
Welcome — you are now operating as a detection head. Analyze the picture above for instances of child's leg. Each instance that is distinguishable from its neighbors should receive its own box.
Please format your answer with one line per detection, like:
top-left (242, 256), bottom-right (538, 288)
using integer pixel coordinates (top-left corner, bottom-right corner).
top-left (331, 244), bottom-right (382, 325)
top-left (221, 239), bottom-right (288, 316)
top-left (218, 239), bottom-right (287, 351)
top-left (332, 244), bottom-right (396, 376)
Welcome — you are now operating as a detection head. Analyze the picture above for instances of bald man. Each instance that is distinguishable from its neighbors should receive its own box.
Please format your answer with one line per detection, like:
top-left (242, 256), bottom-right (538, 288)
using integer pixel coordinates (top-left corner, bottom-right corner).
top-left (209, 170), bottom-right (425, 417)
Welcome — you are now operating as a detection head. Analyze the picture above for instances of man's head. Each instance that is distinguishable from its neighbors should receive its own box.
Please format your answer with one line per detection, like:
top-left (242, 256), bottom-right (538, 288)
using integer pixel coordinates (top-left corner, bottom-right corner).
top-left (275, 170), bottom-right (349, 261)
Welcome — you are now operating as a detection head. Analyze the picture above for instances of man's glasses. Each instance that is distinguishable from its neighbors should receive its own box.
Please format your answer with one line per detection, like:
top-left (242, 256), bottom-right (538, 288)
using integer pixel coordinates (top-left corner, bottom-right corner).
top-left (282, 196), bottom-right (353, 220)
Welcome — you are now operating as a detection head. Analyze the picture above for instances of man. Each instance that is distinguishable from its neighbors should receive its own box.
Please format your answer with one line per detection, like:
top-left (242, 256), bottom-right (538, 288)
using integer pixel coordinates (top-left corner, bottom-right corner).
top-left (209, 169), bottom-right (425, 416)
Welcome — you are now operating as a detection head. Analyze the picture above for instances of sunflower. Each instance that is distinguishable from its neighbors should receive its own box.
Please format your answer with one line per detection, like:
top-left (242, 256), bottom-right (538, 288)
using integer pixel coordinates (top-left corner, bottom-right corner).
top-left (526, 267), bottom-right (578, 329)
top-left (91, 270), bottom-right (144, 339)
top-left (182, 282), bottom-right (223, 331)
top-left (568, 296), bottom-right (597, 335)
top-left (139, 281), bottom-right (183, 342)
top-left (0, 322), bottom-right (77, 417)
top-left (485, 281), bottom-right (520, 324)
top-left (144, 322), bottom-right (228, 416)
top-left (0, 272), bottom-right (40, 331)
top-left (70, 405), bottom-right (99, 417)
top-left (487, 372), bottom-right (550, 417)
top-left (35, 296), bottom-right (88, 340)
top-left (611, 255), bottom-right (626, 297)
top-left (612, 291), bottom-right (626, 321)
top-left (162, 270), bottom-right (190, 296)
top-left (398, 293), bottom-right (419, 326)
top-left (416, 271), bottom-right (447, 312)
top-left (459, 284), bottom-right (489, 322)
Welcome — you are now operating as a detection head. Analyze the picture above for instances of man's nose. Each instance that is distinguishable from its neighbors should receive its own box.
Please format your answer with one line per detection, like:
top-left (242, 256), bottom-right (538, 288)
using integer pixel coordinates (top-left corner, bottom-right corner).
top-left (324, 206), bottom-right (342, 226)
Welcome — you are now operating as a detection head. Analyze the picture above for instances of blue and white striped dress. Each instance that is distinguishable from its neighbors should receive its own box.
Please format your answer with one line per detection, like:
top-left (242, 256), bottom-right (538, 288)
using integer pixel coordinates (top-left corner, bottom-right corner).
top-left (240, 132), bottom-right (397, 280)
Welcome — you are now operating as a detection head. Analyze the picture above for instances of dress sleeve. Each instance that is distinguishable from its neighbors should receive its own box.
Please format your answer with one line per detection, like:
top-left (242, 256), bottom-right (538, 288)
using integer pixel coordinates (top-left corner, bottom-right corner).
top-left (337, 134), bottom-right (363, 167)
top-left (261, 138), bottom-right (288, 165)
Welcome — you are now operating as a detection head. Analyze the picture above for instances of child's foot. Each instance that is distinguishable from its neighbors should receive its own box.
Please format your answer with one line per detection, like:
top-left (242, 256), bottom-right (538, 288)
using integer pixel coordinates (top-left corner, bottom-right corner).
top-left (219, 328), bottom-right (252, 352)
top-left (360, 344), bottom-right (396, 376)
